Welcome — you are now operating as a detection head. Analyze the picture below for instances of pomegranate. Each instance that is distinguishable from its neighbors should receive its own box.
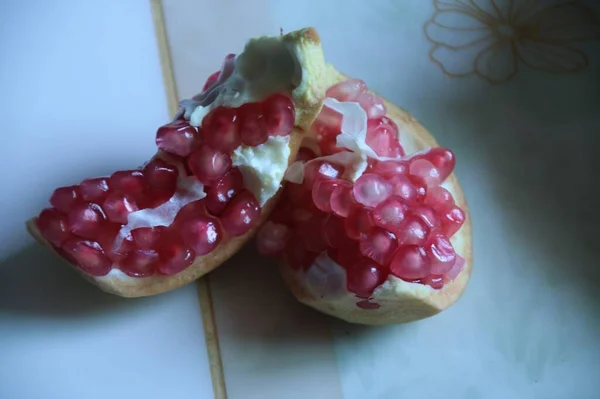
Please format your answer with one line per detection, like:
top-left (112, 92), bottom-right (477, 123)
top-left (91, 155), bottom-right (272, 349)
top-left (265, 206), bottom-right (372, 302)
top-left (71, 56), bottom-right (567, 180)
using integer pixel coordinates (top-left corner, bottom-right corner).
top-left (257, 73), bottom-right (472, 325)
top-left (26, 27), bottom-right (331, 297)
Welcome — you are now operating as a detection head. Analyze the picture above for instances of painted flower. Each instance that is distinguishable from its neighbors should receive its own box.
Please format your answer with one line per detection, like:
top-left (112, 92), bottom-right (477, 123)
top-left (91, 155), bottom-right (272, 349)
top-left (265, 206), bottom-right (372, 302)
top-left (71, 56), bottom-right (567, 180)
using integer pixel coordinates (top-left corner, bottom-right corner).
top-left (425, 0), bottom-right (600, 83)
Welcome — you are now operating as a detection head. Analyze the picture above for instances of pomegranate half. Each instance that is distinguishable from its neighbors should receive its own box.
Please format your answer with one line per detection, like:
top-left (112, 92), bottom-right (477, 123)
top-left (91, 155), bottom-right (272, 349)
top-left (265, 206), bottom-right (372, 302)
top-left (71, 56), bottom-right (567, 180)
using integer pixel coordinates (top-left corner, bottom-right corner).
top-left (257, 67), bottom-right (473, 325)
top-left (26, 27), bottom-right (330, 297)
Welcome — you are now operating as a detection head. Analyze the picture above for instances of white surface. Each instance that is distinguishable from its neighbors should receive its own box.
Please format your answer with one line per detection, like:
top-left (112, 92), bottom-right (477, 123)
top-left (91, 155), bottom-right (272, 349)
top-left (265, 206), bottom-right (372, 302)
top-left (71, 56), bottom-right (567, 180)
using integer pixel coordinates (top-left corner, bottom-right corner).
top-left (0, 2), bottom-right (213, 399)
top-left (163, 1), bottom-right (600, 398)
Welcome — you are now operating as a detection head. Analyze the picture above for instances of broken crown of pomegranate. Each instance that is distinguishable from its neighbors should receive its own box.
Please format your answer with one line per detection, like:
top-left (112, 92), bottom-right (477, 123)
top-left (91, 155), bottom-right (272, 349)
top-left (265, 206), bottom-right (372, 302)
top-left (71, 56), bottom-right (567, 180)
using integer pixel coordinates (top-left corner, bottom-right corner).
top-left (256, 75), bottom-right (472, 325)
top-left (27, 27), bottom-right (330, 297)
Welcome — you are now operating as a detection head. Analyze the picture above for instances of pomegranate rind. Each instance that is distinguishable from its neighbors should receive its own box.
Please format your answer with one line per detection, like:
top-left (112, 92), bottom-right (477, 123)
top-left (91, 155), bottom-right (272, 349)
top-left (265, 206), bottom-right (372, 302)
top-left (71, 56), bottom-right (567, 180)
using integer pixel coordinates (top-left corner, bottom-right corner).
top-left (278, 68), bottom-right (473, 325)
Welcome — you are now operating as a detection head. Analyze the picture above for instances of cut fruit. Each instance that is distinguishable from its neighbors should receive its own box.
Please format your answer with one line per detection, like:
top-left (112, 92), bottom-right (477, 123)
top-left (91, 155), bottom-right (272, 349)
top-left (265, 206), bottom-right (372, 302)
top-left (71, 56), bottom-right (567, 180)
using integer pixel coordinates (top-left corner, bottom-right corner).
top-left (27, 27), bottom-right (330, 298)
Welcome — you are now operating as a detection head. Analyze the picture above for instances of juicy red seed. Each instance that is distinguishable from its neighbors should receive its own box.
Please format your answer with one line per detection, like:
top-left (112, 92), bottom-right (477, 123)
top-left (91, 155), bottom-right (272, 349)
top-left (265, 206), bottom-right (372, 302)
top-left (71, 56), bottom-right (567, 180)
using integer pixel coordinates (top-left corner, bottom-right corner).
top-left (158, 239), bottom-right (196, 275)
top-left (424, 275), bottom-right (444, 289)
top-left (203, 71), bottom-right (220, 91)
top-left (96, 224), bottom-right (122, 259)
top-left (409, 159), bottom-right (442, 187)
top-left (174, 200), bottom-right (208, 227)
top-left (131, 226), bottom-right (166, 249)
top-left (143, 158), bottom-right (179, 193)
top-left (445, 255), bottom-right (465, 281)
top-left (388, 175), bottom-right (418, 203)
top-left (359, 228), bottom-right (398, 265)
top-left (330, 183), bottom-right (356, 218)
top-left (439, 204), bottom-right (466, 238)
top-left (407, 175), bottom-right (428, 203)
top-left (103, 194), bottom-right (138, 224)
top-left (356, 300), bottom-right (381, 310)
top-left (156, 120), bottom-right (201, 157)
top-left (366, 117), bottom-right (403, 158)
top-left (285, 182), bottom-right (309, 206)
top-left (390, 245), bottom-right (430, 280)
top-left (286, 243), bottom-right (318, 271)
top-left (323, 215), bottom-right (346, 248)
top-left (312, 179), bottom-right (348, 213)
top-left (396, 215), bottom-right (429, 246)
top-left (345, 207), bottom-right (374, 241)
top-left (295, 147), bottom-right (317, 162)
top-left (202, 106), bottom-right (241, 153)
top-left (334, 241), bottom-right (362, 269)
top-left (303, 160), bottom-right (345, 189)
top-left (412, 206), bottom-right (441, 229)
top-left (369, 160), bottom-right (408, 177)
top-left (204, 168), bottom-right (244, 216)
top-left (371, 196), bottom-right (408, 232)
top-left (61, 238), bottom-right (112, 276)
top-left (346, 258), bottom-right (387, 298)
top-left (302, 217), bottom-right (328, 253)
top-left (238, 102), bottom-right (268, 146)
top-left (220, 190), bottom-right (261, 237)
top-left (110, 170), bottom-right (148, 197)
top-left (256, 222), bottom-right (290, 255)
top-left (37, 208), bottom-right (71, 247)
top-left (326, 79), bottom-right (366, 102)
top-left (263, 94), bottom-right (295, 136)
top-left (318, 135), bottom-right (347, 156)
top-left (50, 185), bottom-right (81, 213)
top-left (80, 178), bottom-right (110, 202)
top-left (357, 92), bottom-right (386, 119)
top-left (118, 248), bottom-right (158, 277)
top-left (353, 173), bottom-right (392, 208)
top-left (179, 215), bottom-right (222, 255)
top-left (68, 203), bottom-right (106, 239)
top-left (427, 231), bottom-right (457, 275)
top-left (187, 145), bottom-right (232, 184)
top-left (413, 148), bottom-right (456, 181)
top-left (312, 105), bottom-right (343, 138)
top-left (424, 186), bottom-right (455, 210)
top-left (270, 200), bottom-right (294, 225)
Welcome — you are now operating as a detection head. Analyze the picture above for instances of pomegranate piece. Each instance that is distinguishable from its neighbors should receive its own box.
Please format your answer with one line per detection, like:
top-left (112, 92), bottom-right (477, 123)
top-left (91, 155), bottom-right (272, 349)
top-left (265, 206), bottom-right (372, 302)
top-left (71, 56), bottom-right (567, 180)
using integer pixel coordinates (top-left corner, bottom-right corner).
top-left (445, 255), bottom-right (465, 281)
top-left (262, 94), bottom-right (295, 136)
top-left (157, 236), bottom-right (196, 275)
top-left (301, 216), bottom-right (329, 253)
top-left (220, 190), bottom-right (261, 237)
top-left (312, 179), bottom-right (349, 213)
top-left (366, 117), bottom-right (403, 158)
top-left (131, 226), bottom-right (166, 249)
top-left (396, 214), bottom-right (429, 246)
top-left (326, 79), bottom-right (366, 102)
top-left (359, 228), bottom-right (398, 265)
top-left (286, 242), bottom-right (318, 271)
top-left (68, 203), bottom-right (106, 239)
top-left (174, 200), bottom-right (208, 227)
top-left (356, 300), bottom-right (381, 310)
top-left (353, 173), bottom-right (392, 208)
top-left (156, 120), bottom-right (201, 157)
top-left (312, 105), bottom-right (343, 138)
top-left (80, 178), bottom-right (110, 203)
top-left (179, 215), bottom-right (222, 256)
top-left (50, 185), bottom-right (81, 213)
top-left (187, 145), bottom-right (232, 184)
top-left (96, 223), bottom-right (123, 260)
top-left (369, 159), bottom-right (408, 178)
top-left (426, 231), bottom-right (457, 275)
top-left (330, 183), bottom-right (356, 218)
top-left (424, 186), bottom-right (455, 210)
top-left (103, 194), bottom-right (138, 224)
top-left (439, 204), bottom-right (466, 238)
top-left (345, 206), bottom-right (374, 241)
top-left (256, 222), bottom-right (290, 255)
top-left (346, 258), bottom-right (387, 298)
top-left (407, 175), bottom-right (428, 204)
top-left (412, 148), bottom-right (456, 181)
top-left (371, 197), bottom-right (408, 232)
top-left (409, 158), bottom-right (442, 187)
top-left (323, 215), bottom-right (346, 248)
top-left (118, 248), bottom-right (159, 277)
top-left (202, 106), bottom-right (241, 153)
top-left (390, 245), bottom-right (430, 280)
top-left (204, 168), bottom-right (244, 216)
top-left (295, 147), bottom-right (317, 163)
top-left (388, 175), bottom-right (418, 203)
top-left (423, 275), bottom-right (444, 289)
top-left (61, 238), bottom-right (112, 276)
top-left (334, 241), bottom-right (362, 269)
top-left (238, 102), bottom-right (268, 146)
top-left (412, 206), bottom-right (441, 229)
top-left (143, 158), bottom-right (179, 194)
top-left (37, 208), bottom-right (71, 247)
top-left (318, 135), bottom-right (346, 156)
top-left (356, 92), bottom-right (386, 119)
top-left (110, 170), bottom-right (148, 199)
top-left (203, 71), bottom-right (220, 91)
top-left (303, 160), bottom-right (345, 189)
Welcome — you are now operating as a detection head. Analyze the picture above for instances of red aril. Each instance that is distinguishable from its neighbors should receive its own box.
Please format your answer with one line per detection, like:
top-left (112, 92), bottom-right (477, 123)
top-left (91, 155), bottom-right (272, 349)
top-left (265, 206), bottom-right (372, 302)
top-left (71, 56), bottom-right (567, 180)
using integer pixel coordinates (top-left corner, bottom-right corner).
top-left (302, 217), bottom-right (329, 253)
top-left (407, 175), bottom-right (428, 204)
top-left (396, 214), bottom-right (429, 246)
top-left (157, 237), bottom-right (196, 275)
top-left (80, 178), bottom-right (110, 203)
top-left (256, 222), bottom-right (290, 255)
top-left (345, 206), bottom-right (374, 241)
top-left (359, 228), bottom-right (398, 265)
top-left (238, 102), bottom-right (268, 146)
top-left (37, 208), bottom-right (71, 247)
top-left (369, 160), bottom-right (408, 178)
top-left (143, 158), bottom-right (179, 194)
top-left (412, 148), bottom-right (456, 181)
top-left (424, 186), bottom-right (455, 210)
top-left (118, 248), bottom-right (159, 277)
top-left (370, 197), bottom-right (407, 232)
top-left (286, 241), bottom-right (317, 271)
top-left (187, 145), bottom-right (232, 184)
top-left (62, 238), bottom-right (112, 276)
top-left (423, 275), bottom-right (444, 289)
top-left (323, 215), bottom-right (346, 248)
top-left (202, 106), bottom-right (241, 153)
top-left (445, 255), bottom-right (465, 281)
top-left (312, 105), bottom-right (343, 138)
top-left (103, 194), bottom-right (138, 224)
top-left (334, 241), bottom-right (362, 269)
top-left (412, 206), bottom-right (441, 229)
top-left (356, 300), bottom-right (381, 310)
top-left (353, 173), bottom-right (392, 208)
top-left (438, 204), bottom-right (466, 238)
top-left (263, 94), bottom-right (295, 136)
top-left (346, 258), bottom-right (387, 298)
top-left (312, 179), bottom-right (349, 213)
top-left (409, 158), bottom-right (441, 187)
top-left (390, 245), bottom-right (430, 280)
top-left (426, 231), bottom-right (456, 275)
top-left (96, 224), bottom-right (123, 260)
top-left (326, 79), bottom-right (366, 102)
top-left (330, 183), bottom-right (356, 217)
top-left (318, 135), bottom-right (346, 156)
top-left (220, 190), bottom-right (261, 237)
top-left (203, 71), bottom-right (220, 91)
top-left (131, 226), bottom-right (166, 249)
top-left (156, 120), bottom-right (200, 157)
top-left (110, 170), bottom-right (148, 200)
top-left (366, 117), bottom-right (403, 158)
top-left (356, 92), bottom-right (386, 119)
top-left (173, 200), bottom-right (208, 227)
top-left (290, 208), bottom-right (313, 226)
top-left (50, 185), bottom-right (81, 213)
top-left (204, 168), bottom-right (244, 215)
top-left (179, 215), bottom-right (222, 256)
top-left (303, 160), bottom-right (345, 189)
top-left (68, 203), bottom-right (106, 239)
top-left (388, 175), bottom-right (418, 203)
top-left (295, 147), bottom-right (317, 162)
